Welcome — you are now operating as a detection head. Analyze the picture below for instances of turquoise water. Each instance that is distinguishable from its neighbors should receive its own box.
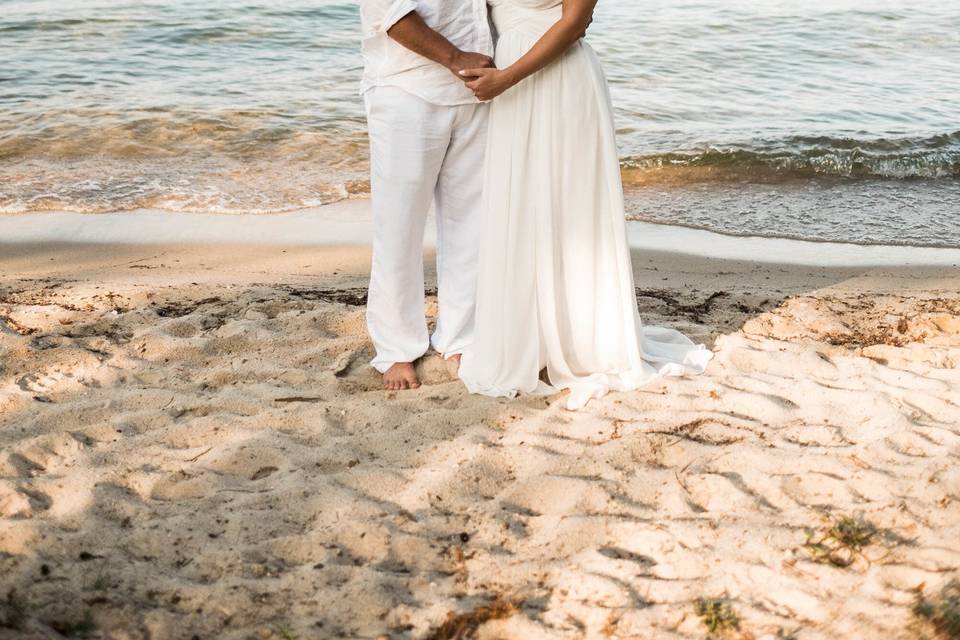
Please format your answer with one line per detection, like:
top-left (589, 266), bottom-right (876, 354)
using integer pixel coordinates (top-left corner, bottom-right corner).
top-left (1, 0), bottom-right (958, 246)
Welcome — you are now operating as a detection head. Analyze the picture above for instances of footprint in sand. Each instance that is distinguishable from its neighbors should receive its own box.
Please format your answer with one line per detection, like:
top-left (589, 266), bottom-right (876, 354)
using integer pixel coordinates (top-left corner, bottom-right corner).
top-left (0, 450), bottom-right (46, 478)
top-left (681, 472), bottom-right (771, 513)
top-left (9, 433), bottom-right (83, 475)
top-left (884, 431), bottom-right (943, 458)
top-left (2, 484), bottom-right (53, 517)
top-left (149, 470), bottom-right (213, 501)
top-left (0, 483), bottom-right (33, 517)
top-left (324, 308), bottom-right (368, 338)
top-left (780, 472), bottom-right (853, 508)
top-left (162, 319), bottom-right (201, 338)
top-left (205, 445), bottom-right (286, 481)
top-left (16, 370), bottom-right (69, 396)
top-left (780, 424), bottom-right (851, 448)
top-left (136, 330), bottom-right (207, 362)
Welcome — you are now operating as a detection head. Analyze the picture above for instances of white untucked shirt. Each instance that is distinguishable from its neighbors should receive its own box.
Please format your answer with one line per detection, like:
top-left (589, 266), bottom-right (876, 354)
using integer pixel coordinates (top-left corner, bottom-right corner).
top-left (359, 0), bottom-right (495, 106)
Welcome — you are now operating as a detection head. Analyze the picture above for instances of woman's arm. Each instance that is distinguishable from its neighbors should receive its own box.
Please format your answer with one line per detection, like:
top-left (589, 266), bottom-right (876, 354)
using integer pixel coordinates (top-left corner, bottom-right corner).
top-left (460, 0), bottom-right (598, 101)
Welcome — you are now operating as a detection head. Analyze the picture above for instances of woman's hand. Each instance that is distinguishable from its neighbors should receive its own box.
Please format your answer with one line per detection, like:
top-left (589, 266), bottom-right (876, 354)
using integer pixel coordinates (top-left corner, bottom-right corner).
top-left (459, 67), bottom-right (516, 102)
top-left (448, 51), bottom-right (495, 80)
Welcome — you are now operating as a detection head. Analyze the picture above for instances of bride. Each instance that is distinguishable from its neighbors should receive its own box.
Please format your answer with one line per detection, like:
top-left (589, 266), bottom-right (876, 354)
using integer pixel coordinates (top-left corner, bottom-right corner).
top-left (456, 0), bottom-right (713, 410)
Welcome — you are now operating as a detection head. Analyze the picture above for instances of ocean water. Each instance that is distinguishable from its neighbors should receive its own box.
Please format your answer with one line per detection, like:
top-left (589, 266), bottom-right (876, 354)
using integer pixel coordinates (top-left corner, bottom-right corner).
top-left (1, 0), bottom-right (959, 247)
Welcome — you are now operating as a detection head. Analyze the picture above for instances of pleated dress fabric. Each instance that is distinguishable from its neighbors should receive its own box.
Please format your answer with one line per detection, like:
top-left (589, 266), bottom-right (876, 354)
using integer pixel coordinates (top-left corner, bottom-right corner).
top-left (458, 0), bottom-right (713, 410)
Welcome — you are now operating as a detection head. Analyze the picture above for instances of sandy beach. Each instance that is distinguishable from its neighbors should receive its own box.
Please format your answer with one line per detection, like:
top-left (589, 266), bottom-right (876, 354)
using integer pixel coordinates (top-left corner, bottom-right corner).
top-left (1, 207), bottom-right (959, 639)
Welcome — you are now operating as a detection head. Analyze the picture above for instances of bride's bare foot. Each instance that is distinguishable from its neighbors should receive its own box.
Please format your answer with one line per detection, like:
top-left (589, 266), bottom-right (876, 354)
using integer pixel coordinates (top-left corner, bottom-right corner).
top-left (444, 353), bottom-right (462, 377)
top-left (383, 362), bottom-right (420, 391)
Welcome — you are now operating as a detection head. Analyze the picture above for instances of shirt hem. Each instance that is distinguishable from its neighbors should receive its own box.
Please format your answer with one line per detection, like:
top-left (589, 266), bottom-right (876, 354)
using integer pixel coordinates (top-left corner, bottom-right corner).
top-left (360, 81), bottom-right (480, 107)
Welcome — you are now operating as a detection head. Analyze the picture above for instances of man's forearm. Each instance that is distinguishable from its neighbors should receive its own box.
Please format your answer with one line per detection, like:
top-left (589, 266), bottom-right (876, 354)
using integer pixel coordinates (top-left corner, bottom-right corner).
top-left (387, 11), bottom-right (460, 70)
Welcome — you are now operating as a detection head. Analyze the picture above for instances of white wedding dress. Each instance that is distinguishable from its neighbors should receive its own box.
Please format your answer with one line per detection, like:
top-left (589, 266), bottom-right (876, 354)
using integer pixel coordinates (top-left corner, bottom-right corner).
top-left (458, 0), bottom-right (713, 410)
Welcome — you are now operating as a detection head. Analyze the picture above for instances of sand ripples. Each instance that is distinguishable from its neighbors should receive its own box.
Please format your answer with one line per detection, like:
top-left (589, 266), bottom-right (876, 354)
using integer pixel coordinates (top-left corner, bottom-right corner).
top-left (1, 262), bottom-right (958, 638)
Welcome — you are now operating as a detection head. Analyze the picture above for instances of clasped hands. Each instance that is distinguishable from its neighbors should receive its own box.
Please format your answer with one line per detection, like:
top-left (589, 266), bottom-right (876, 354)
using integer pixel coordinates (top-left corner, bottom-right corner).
top-left (447, 50), bottom-right (510, 102)
top-left (447, 13), bottom-right (593, 102)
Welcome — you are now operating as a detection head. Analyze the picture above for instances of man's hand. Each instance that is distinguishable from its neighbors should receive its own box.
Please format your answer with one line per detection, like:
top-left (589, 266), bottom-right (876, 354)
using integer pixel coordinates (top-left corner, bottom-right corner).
top-left (448, 50), bottom-right (495, 80)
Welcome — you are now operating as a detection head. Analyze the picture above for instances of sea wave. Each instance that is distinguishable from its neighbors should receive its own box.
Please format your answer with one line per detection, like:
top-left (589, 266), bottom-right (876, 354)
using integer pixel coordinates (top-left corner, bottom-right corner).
top-left (1, 127), bottom-right (958, 214)
top-left (0, 157), bottom-right (369, 215)
top-left (621, 133), bottom-right (960, 184)
top-left (0, 110), bottom-right (369, 162)
top-left (3, 120), bottom-right (956, 178)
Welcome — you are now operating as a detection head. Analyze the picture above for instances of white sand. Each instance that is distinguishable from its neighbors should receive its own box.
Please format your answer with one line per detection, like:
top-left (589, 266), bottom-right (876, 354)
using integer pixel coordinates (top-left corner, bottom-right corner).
top-left (1, 209), bottom-right (959, 639)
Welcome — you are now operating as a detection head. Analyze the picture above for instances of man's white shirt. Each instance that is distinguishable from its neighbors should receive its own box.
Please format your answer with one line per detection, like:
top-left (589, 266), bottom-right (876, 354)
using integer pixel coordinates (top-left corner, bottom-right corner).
top-left (359, 0), bottom-right (494, 106)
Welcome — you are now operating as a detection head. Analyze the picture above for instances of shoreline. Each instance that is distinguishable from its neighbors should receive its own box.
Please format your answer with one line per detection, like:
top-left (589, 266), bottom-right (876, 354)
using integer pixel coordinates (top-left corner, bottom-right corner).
top-left (2, 203), bottom-right (960, 268)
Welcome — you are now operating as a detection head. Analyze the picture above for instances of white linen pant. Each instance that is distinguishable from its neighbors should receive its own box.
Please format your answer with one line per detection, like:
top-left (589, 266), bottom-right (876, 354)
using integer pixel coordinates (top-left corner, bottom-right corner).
top-left (364, 86), bottom-right (488, 373)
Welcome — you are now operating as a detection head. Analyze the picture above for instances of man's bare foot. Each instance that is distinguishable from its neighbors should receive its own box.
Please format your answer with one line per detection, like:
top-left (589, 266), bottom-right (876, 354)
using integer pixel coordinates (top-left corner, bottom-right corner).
top-left (383, 362), bottom-right (420, 391)
top-left (444, 353), bottom-right (462, 377)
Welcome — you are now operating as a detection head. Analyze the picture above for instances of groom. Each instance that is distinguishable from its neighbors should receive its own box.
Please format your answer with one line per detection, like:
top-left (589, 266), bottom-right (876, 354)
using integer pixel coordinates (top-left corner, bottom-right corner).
top-left (359, 1), bottom-right (495, 390)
